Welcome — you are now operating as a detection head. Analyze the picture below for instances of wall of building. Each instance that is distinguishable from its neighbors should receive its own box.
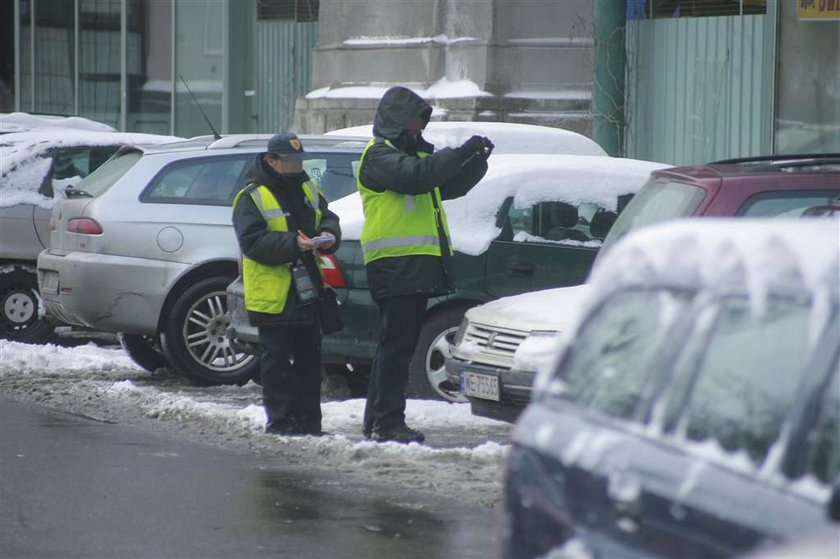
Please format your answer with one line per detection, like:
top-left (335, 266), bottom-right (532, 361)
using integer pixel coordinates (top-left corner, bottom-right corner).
top-left (293, 0), bottom-right (596, 135)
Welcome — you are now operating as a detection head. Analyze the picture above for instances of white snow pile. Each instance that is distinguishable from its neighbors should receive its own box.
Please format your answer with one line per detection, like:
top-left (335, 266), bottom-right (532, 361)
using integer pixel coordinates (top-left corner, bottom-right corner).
top-left (332, 154), bottom-right (668, 255)
top-left (327, 120), bottom-right (608, 156)
top-left (0, 339), bottom-right (510, 468)
top-left (0, 340), bottom-right (140, 373)
top-left (0, 128), bottom-right (182, 208)
top-left (0, 112), bottom-right (117, 133)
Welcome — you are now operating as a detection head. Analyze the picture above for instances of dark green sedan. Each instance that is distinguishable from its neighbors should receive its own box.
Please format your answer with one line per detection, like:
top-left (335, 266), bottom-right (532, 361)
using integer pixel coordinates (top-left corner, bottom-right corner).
top-left (227, 154), bottom-right (667, 400)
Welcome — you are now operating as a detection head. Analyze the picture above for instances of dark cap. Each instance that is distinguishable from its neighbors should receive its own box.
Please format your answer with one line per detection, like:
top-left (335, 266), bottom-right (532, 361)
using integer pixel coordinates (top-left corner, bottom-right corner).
top-left (266, 132), bottom-right (309, 161)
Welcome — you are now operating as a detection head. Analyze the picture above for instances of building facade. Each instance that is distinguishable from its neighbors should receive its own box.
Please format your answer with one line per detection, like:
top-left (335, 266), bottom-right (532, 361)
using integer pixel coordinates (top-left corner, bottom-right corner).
top-left (9, 0), bottom-right (318, 137)
top-left (6, 0), bottom-right (839, 164)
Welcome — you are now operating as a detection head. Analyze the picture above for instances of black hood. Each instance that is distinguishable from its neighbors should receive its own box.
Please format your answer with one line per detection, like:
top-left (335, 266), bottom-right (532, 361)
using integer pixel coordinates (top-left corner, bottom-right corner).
top-left (372, 86), bottom-right (434, 152)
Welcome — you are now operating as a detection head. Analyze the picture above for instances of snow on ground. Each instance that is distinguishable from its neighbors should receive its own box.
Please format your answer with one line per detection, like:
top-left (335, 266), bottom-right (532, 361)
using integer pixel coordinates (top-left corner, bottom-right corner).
top-left (0, 339), bottom-right (511, 506)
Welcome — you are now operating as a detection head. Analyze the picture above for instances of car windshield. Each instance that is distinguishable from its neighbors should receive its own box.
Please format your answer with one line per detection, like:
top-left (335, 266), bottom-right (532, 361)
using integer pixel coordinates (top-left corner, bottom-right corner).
top-left (601, 179), bottom-right (706, 252)
top-left (303, 152), bottom-right (360, 201)
top-left (73, 150), bottom-right (142, 197)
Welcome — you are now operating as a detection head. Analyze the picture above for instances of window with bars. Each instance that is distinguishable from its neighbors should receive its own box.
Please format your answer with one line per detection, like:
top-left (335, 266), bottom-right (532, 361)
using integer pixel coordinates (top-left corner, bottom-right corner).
top-left (257, 0), bottom-right (319, 23)
top-left (627, 0), bottom-right (767, 19)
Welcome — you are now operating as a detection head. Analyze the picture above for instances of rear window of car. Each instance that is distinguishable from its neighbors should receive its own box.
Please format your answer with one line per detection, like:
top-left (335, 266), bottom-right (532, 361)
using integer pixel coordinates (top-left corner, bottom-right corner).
top-left (736, 190), bottom-right (840, 217)
top-left (142, 155), bottom-right (250, 205)
top-left (601, 180), bottom-right (706, 251)
top-left (73, 150), bottom-right (142, 197)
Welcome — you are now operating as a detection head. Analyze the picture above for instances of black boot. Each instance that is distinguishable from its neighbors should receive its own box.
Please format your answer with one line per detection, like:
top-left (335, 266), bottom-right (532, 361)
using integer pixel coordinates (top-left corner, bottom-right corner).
top-left (371, 424), bottom-right (425, 444)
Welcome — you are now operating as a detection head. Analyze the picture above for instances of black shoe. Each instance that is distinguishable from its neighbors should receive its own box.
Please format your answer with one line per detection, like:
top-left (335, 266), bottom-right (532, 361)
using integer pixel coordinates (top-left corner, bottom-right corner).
top-left (371, 424), bottom-right (425, 444)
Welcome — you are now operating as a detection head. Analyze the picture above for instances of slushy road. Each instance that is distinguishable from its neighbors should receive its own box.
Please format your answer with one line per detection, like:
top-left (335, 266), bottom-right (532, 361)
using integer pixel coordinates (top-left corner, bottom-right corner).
top-left (0, 398), bottom-right (498, 558)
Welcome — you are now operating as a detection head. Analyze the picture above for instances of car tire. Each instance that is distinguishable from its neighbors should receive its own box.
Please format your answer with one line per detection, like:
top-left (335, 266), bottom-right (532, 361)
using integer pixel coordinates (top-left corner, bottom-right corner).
top-left (161, 276), bottom-right (258, 385)
top-left (0, 266), bottom-right (53, 344)
top-left (407, 307), bottom-right (469, 403)
top-left (119, 333), bottom-right (169, 373)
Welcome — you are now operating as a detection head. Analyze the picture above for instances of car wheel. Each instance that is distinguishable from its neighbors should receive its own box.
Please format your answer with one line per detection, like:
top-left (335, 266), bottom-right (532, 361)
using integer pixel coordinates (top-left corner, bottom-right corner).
top-left (119, 333), bottom-right (169, 373)
top-left (0, 267), bottom-right (53, 344)
top-left (161, 277), bottom-right (257, 385)
top-left (407, 307), bottom-right (469, 403)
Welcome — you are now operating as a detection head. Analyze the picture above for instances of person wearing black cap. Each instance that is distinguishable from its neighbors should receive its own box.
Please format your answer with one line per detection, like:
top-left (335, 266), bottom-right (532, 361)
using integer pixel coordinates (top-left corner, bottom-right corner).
top-left (358, 86), bottom-right (493, 444)
top-left (231, 132), bottom-right (341, 436)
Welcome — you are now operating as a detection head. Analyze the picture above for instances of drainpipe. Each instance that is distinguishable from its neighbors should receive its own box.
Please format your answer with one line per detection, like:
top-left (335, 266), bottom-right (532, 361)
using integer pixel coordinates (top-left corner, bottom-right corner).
top-left (592, 0), bottom-right (626, 157)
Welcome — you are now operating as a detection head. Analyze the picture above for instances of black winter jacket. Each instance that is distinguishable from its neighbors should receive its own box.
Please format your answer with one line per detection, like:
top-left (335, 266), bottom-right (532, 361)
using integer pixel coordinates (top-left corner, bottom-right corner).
top-left (360, 86), bottom-right (488, 301)
top-left (232, 154), bottom-right (341, 326)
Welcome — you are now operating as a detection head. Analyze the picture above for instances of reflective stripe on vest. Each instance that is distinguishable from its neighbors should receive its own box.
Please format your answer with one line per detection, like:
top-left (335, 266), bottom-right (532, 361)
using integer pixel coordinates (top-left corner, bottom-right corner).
top-left (232, 180), bottom-right (322, 315)
top-left (357, 138), bottom-right (452, 265)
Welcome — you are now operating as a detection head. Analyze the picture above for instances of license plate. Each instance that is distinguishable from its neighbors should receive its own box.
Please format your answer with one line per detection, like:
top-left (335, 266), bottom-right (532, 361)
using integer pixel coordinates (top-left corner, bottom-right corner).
top-left (463, 371), bottom-right (500, 401)
top-left (41, 270), bottom-right (59, 296)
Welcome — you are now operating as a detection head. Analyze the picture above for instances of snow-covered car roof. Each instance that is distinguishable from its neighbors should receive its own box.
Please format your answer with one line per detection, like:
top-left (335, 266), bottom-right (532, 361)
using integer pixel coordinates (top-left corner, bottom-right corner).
top-left (326, 121), bottom-right (608, 156)
top-left (0, 112), bottom-right (117, 134)
top-left (589, 218), bottom-right (840, 304)
top-left (0, 129), bottom-right (183, 208)
top-left (331, 153), bottom-right (669, 255)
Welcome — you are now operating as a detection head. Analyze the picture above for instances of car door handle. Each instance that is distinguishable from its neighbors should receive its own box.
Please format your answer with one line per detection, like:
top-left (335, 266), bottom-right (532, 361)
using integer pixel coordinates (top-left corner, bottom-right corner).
top-left (506, 261), bottom-right (534, 276)
top-left (608, 471), bottom-right (643, 533)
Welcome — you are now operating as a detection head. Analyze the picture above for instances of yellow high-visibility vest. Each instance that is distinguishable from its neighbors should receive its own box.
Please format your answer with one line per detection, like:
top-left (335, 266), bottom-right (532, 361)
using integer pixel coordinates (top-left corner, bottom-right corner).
top-left (357, 138), bottom-right (452, 265)
top-left (232, 180), bottom-right (322, 314)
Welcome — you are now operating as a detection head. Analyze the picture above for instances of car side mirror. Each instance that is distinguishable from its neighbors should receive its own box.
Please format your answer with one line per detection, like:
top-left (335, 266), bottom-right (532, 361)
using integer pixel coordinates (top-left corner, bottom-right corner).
top-left (828, 477), bottom-right (840, 523)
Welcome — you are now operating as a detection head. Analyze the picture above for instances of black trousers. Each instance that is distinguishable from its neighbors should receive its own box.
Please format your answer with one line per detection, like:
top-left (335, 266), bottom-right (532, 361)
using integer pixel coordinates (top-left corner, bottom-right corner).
top-left (258, 323), bottom-right (322, 432)
top-left (363, 294), bottom-right (428, 433)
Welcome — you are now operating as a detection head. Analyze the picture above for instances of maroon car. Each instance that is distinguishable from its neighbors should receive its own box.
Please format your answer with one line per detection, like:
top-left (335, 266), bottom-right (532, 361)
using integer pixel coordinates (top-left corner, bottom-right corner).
top-left (602, 153), bottom-right (840, 254)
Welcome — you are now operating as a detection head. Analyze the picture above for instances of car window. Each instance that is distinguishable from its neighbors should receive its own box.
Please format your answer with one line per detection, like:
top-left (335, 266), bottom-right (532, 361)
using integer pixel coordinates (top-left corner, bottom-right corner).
top-left (602, 179), bottom-right (706, 252)
top-left (803, 369), bottom-right (840, 485)
top-left (303, 153), bottom-right (360, 201)
top-left (674, 296), bottom-right (812, 466)
top-left (73, 150), bottom-right (143, 197)
top-left (534, 201), bottom-right (614, 243)
top-left (509, 205), bottom-right (534, 237)
top-left (550, 289), bottom-right (690, 422)
top-left (143, 156), bottom-right (250, 205)
top-left (736, 190), bottom-right (840, 218)
top-left (46, 146), bottom-right (121, 196)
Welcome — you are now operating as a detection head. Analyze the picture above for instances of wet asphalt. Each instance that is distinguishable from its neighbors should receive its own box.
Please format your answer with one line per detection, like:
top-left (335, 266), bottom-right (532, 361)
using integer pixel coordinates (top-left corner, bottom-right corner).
top-left (0, 398), bottom-right (500, 558)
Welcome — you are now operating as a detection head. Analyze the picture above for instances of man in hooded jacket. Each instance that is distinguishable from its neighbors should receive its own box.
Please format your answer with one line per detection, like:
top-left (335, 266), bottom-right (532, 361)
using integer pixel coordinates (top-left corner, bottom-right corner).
top-left (358, 86), bottom-right (493, 443)
top-left (232, 133), bottom-right (341, 436)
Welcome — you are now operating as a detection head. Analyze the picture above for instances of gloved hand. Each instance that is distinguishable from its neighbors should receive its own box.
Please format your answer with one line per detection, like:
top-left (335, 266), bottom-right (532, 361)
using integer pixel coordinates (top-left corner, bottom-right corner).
top-left (480, 137), bottom-right (495, 158)
top-left (454, 135), bottom-right (485, 161)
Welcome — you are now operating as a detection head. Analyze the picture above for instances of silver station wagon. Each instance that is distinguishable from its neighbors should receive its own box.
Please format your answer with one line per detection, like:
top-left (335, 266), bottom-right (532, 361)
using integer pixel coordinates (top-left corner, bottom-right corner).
top-left (37, 134), bottom-right (366, 384)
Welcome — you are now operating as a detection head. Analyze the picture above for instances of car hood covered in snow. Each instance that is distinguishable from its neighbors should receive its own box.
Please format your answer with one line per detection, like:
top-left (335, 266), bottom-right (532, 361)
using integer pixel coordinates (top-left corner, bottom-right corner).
top-left (464, 284), bottom-right (591, 333)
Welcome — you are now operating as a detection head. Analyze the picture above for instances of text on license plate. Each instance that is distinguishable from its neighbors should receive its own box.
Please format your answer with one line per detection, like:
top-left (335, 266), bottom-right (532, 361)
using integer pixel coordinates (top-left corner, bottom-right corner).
top-left (41, 271), bottom-right (59, 295)
top-left (463, 371), bottom-right (500, 401)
